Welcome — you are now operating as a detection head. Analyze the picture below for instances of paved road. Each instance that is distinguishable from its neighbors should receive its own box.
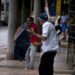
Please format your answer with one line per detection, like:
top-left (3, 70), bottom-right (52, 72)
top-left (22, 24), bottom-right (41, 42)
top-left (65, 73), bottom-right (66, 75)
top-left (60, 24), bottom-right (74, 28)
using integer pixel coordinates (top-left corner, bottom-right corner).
top-left (0, 26), bottom-right (8, 55)
top-left (0, 26), bottom-right (73, 75)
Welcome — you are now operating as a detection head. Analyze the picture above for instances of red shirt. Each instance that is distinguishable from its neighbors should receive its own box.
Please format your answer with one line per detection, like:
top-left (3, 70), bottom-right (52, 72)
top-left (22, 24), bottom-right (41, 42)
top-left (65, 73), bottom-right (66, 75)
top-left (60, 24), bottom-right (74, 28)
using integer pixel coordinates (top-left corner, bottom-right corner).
top-left (29, 23), bottom-right (41, 43)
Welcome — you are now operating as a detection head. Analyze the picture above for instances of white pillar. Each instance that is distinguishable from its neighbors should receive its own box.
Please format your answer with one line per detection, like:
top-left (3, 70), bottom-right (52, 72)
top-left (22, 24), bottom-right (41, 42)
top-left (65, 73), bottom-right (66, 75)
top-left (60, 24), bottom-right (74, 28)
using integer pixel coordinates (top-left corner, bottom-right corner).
top-left (7, 0), bottom-right (21, 59)
top-left (34, 0), bottom-right (41, 23)
top-left (21, 0), bottom-right (31, 24)
top-left (4, 0), bottom-right (7, 21)
top-left (21, 0), bottom-right (26, 24)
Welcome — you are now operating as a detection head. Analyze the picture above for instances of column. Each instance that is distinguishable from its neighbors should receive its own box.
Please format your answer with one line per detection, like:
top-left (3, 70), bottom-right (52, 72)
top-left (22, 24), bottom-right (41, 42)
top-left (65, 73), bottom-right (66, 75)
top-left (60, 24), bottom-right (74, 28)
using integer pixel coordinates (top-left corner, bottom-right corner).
top-left (21, 0), bottom-right (31, 24)
top-left (30, 0), bottom-right (34, 16)
top-left (7, 0), bottom-right (21, 59)
top-left (34, 0), bottom-right (41, 23)
top-left (34, 0), bottom-right (42, 52)
top-left (4, 0), bottom-right (7, 21)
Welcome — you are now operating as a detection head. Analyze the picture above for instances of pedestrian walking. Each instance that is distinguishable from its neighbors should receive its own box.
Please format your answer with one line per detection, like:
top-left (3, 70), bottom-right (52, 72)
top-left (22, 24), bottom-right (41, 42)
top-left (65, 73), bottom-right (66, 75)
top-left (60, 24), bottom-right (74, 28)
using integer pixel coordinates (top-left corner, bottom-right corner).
top-left (60, 11), bottom-right (69, 40)
top-left (25, 17), bottom-right (41, 70)
top-left (29, 13), bottom-right (59, 75)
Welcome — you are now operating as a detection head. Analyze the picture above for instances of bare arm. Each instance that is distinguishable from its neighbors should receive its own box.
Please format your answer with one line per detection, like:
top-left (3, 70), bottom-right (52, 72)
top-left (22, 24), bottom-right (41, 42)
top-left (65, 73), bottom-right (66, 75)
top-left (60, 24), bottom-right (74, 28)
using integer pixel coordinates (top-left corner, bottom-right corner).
top-left (33, 32), bottom-right (47, 41)
top-left (28, 29), bottom-right (47, 41)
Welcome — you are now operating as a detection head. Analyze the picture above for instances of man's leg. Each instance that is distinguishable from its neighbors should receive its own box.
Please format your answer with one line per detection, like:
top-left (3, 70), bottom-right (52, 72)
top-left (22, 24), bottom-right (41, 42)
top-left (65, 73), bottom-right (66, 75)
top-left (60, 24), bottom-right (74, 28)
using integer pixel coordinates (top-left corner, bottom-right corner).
top-left (39, 51), bottom-right (57, 75)
top-left (25, 47), bottom-right (31, 69)
top-left (29, 45), bottom-right (37, 69)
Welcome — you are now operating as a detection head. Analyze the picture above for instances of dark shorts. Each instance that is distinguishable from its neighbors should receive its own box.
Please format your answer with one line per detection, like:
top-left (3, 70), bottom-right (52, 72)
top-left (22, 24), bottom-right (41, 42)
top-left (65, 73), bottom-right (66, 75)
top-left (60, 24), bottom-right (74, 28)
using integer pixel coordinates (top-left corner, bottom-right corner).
top-left (60, 23), bottom-right (68, 32)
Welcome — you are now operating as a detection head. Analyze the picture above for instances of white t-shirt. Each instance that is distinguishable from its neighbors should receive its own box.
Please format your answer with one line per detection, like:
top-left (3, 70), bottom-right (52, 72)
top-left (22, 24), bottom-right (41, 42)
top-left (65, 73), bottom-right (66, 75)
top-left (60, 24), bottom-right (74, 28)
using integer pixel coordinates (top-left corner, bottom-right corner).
top-left (61, 15), bottom-right (69, 23)
top-left (41, 21), bottom-right (59, 54)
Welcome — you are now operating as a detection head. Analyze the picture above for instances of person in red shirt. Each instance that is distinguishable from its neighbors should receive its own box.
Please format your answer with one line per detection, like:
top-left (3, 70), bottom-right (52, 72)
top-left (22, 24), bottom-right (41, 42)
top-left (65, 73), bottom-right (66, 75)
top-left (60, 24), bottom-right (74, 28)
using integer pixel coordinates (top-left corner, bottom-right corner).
top-left (25, 17), bottom-right (41, 70)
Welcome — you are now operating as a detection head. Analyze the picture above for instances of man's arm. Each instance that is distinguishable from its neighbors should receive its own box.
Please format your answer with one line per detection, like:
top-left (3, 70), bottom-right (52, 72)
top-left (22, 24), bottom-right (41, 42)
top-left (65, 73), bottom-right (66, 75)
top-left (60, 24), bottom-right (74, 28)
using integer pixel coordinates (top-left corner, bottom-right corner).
top-left (33, 32), bottom-right (47, 41)
top-left (28, 29), bottom-right (47, 41)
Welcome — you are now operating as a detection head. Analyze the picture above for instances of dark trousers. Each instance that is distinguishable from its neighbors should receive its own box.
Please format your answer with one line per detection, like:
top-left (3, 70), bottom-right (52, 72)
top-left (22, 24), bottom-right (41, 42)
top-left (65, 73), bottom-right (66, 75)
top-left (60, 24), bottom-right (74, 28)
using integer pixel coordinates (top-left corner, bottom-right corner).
top-left (39, 51), bottom-right (57, 75)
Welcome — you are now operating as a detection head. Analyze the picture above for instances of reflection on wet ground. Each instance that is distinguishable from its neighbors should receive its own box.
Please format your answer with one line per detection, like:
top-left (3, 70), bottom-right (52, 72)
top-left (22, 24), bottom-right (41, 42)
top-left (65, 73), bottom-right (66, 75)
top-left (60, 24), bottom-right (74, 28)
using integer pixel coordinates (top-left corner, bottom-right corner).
top-left (0, 26), bottom-right (8, 54)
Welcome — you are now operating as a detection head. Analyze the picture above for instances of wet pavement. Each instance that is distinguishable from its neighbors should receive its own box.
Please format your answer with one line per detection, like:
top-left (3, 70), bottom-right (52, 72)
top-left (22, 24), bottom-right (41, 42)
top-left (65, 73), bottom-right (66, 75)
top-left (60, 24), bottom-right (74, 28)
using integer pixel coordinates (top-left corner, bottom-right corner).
top-left (0, 26), bottom-right (8, 54)
top-left (0, 26), bottom-right (73, 75)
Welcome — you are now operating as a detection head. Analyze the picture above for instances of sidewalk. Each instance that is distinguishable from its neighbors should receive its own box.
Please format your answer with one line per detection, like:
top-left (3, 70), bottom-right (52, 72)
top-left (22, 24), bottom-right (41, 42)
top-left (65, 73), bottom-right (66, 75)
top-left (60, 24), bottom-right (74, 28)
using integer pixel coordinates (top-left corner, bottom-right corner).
top-left (0, 26), bottom-right (73, 75)
top-left (0, 46), bottom-right (73, 75)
